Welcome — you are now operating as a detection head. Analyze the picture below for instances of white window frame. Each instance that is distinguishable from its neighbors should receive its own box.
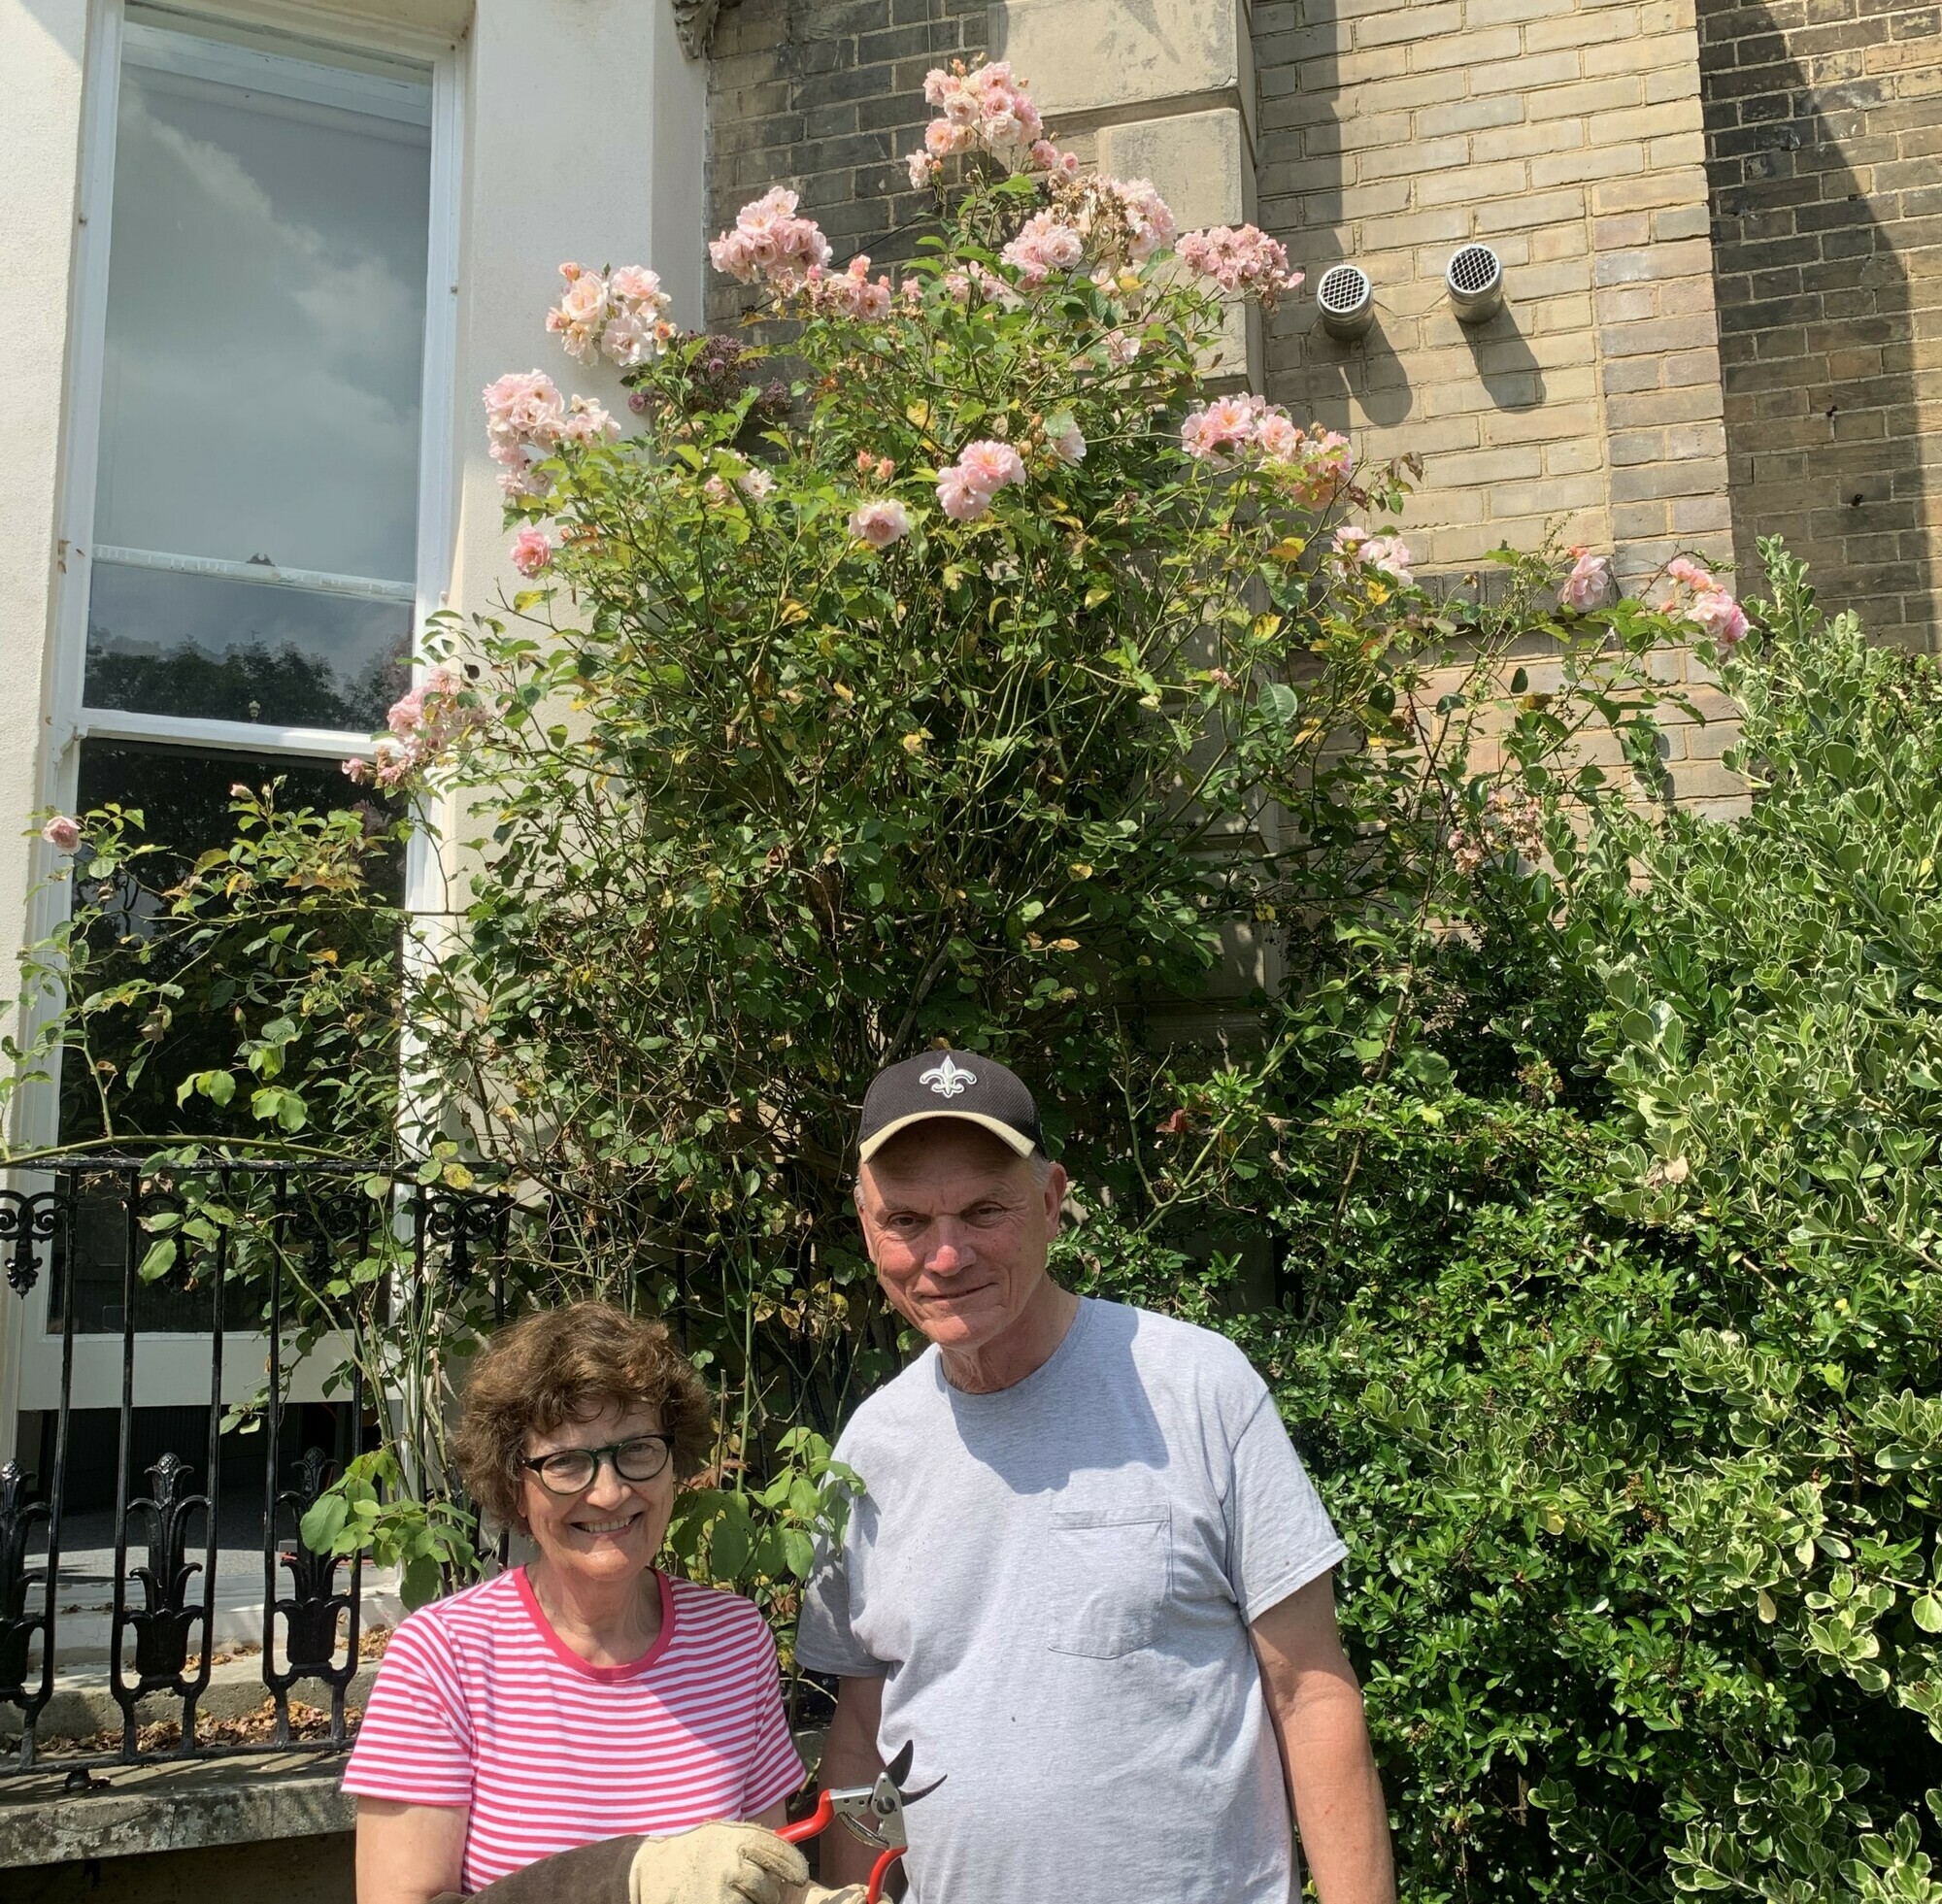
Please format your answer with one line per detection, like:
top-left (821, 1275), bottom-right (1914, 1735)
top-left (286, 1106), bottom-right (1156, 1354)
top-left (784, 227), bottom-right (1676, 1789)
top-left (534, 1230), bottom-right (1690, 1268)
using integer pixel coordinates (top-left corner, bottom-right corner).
top-left (15, 0), bottom-right (465, 1400)
top-left (48, 0), bottom-right (464, 780)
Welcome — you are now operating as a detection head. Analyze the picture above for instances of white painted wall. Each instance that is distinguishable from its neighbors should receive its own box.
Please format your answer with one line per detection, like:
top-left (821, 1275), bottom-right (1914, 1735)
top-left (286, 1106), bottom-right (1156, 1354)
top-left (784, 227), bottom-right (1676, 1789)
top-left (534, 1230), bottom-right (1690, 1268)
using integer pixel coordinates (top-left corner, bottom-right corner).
top-left (0, 0), bottom-right (710, 1459)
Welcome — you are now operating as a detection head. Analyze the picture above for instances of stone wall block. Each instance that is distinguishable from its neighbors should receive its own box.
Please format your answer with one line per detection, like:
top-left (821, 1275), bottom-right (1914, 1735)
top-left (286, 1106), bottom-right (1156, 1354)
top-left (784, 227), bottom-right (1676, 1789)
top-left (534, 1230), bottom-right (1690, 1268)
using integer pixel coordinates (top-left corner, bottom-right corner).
top-left (993, 0), bottom-right (1255, 133)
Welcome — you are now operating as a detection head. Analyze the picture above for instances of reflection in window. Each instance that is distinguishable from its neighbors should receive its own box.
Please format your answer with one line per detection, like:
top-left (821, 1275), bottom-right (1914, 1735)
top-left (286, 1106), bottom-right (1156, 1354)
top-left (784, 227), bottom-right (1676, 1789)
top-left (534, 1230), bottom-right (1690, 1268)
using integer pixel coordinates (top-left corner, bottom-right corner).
top-left (86, 10), bottom-right (431, 729)
top-left (86, 558), bottom-right (413, 730)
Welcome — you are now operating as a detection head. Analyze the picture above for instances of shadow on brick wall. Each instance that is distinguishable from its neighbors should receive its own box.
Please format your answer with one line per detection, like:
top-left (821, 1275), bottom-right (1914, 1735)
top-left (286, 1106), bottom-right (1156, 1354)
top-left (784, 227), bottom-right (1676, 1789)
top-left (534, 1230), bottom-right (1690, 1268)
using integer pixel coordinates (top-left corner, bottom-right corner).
top-left (1698, 0), bottom-right (1937, 651)
top-left (703, 0), bottom-right (986, 335)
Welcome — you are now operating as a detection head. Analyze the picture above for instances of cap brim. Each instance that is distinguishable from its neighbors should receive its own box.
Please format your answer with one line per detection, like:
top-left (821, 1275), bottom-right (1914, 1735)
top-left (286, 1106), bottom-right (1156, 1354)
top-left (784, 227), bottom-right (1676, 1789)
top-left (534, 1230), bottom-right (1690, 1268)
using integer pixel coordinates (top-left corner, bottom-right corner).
top-left (856, 1110), bottom-right (1038, 1164)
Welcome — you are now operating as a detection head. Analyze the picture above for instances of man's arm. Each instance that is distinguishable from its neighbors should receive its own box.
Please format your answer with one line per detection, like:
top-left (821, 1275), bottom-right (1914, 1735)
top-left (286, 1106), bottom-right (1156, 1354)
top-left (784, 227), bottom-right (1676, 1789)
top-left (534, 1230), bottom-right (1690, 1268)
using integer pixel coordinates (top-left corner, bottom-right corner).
top-left (1250, 1572), bottom-right (1396, 1904)
top-left (814, 1675), bottom-right (887, 1888)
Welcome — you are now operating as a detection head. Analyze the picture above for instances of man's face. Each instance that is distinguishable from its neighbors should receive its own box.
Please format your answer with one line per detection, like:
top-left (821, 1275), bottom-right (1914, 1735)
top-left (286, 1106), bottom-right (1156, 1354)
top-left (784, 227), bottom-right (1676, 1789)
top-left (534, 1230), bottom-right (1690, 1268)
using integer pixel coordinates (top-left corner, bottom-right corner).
top-left (856, 1121), bottom-right (1066, 1353)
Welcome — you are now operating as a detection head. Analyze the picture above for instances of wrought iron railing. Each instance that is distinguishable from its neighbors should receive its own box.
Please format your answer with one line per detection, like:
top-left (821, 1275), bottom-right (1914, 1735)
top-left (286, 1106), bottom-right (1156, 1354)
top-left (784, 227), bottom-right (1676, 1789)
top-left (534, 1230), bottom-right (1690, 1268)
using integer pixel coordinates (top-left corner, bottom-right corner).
top-left (0, 1155), bottom-right (513, 1774)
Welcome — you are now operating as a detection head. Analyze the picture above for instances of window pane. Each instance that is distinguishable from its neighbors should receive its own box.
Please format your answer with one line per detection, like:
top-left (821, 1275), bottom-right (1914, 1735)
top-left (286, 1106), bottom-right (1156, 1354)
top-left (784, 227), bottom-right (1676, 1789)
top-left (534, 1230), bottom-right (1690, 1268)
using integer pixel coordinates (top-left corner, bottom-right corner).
top-left (60, 740), bottom-right (404, 1149)
top-left (86, 557), bottom-right (412, 730)
top-left (87, 18), bottom-right (431, 725)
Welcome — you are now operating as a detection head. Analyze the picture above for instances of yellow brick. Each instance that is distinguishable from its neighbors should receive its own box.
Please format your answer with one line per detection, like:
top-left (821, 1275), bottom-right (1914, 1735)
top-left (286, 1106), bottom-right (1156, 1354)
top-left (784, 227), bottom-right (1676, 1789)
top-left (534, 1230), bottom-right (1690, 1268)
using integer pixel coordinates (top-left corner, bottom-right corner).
top-left (1408, 25), bottom-right (1523, 71)
top-left (1529, 221), bottom-right (1590, 261)
top-left (1528, 290), bottom-right (1595, 332)
top-left (1596, 283), bottom-right (1659, 324)
top-left (1417, 158), bottom-right (1530, 205)
top-left (1480, 400), bottom-right (1602, 444)
top-left (1532, 144), bottom-right (1648, 187)
top-left (1527, 77), bottom-right (1644, 121)
top-left (1413, 94), bottom-right (1527, 140)
top-left (1646, 130), bottom-right (1707, 170)
top-left (1523, 6), bottom-right (1640, 53)
top-left (1360, 205), bottom-right (1474, 248)
top-left (1472, 49), bottom-right (1582, 92)
top-left (1590, 166), bottom-right (1708, 214)
top-left (1590, 101), bottom-right (1704, 147)
top-left (1428, 444), bottom-right (1546, 485)
top-left (1546, 435), bottom-right (1607, 475)
top-left (1358, 133), bottom-right (1470, 179)
top-left (1644, 63), bottom-right (1700, 104)
top-left (1473, 120), bottom-right (1590, 163)
top-left (1476, 186), bottom-right (1587, 231)
top-left (1356, 1), bottom-right (1461, 49)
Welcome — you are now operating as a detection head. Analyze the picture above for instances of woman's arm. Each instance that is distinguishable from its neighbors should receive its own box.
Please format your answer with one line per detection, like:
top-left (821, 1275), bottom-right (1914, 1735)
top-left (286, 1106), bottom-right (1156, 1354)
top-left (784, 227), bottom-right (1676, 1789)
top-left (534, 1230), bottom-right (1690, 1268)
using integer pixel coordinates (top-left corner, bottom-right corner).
top-left (356, 1796), bottom-right (470, 1904)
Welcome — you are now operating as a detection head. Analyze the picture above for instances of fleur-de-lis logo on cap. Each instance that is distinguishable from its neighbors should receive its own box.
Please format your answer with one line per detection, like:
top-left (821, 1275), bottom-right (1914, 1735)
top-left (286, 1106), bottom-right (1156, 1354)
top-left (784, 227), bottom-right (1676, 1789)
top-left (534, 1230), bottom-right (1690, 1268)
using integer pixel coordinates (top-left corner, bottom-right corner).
top-left (920, 1055), bottom-right (976, 1098)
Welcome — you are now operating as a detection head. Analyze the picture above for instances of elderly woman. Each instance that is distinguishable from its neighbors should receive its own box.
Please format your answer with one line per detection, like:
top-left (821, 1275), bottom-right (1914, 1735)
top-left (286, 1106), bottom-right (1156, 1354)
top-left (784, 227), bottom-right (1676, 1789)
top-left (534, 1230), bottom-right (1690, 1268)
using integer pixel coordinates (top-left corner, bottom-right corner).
top-left (347, 1303), bottom-right (852, 1904)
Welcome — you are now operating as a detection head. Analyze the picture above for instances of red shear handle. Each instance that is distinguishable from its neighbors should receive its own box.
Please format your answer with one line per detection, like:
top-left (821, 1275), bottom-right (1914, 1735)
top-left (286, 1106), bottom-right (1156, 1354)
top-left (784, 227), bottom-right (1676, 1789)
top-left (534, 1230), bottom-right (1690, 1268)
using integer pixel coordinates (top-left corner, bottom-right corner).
top-left (865, 1846), bottom-right (903, 1903)
top-left (780, 1790), bottom-right (834, 1845)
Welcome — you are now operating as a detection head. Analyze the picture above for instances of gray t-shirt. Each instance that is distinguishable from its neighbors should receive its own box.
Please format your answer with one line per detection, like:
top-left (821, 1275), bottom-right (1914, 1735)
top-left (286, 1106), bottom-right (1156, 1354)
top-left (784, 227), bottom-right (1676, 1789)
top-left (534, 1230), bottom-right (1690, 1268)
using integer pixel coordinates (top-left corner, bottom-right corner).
top-left (795, 1296), bottom-right (1347, 1904)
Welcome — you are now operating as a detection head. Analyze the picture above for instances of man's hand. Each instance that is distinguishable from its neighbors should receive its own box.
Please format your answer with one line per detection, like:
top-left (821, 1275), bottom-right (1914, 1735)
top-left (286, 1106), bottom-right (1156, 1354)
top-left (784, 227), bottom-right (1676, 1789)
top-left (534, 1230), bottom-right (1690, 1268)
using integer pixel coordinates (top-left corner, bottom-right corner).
top-left (1251, 1572), bottom-right (1397, 1904)
top-left (813, 1676), bottom-right (889, 1890)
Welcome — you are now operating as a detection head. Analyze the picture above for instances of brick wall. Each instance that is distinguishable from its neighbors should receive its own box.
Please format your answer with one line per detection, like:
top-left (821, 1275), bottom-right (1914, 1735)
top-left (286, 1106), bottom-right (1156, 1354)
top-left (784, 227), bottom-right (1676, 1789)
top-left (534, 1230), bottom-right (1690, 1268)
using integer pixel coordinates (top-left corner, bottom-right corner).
top-left (1697, 0), bottom-right (1942, 651)
top-left (704, 0), bottom-right (986, 331)
top-left (1253, 0), bottom-right (1735, 592)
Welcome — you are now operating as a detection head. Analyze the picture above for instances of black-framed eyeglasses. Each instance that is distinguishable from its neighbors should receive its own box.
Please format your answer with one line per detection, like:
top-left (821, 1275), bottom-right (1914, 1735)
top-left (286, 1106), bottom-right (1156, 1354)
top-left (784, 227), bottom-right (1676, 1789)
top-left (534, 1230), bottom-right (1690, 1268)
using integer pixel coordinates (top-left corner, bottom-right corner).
top-left (519, 1434), bottom-right (676, 1496)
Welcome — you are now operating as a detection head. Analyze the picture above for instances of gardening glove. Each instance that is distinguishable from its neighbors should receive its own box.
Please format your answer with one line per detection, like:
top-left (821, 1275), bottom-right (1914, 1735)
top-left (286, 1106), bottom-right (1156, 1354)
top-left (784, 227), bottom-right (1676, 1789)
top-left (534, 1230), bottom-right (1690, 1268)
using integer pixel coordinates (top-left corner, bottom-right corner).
top-left (628, 1822), bottom-right (811, 1904)
top-left (428, 1824), bottom-right (812, 1904)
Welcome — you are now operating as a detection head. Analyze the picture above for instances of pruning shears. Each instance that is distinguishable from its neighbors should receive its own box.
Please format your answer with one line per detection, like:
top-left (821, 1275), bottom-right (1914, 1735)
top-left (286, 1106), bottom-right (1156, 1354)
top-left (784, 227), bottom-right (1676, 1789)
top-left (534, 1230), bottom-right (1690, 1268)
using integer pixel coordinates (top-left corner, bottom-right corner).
top-left (781, 1740), bottom-right (942, 1902)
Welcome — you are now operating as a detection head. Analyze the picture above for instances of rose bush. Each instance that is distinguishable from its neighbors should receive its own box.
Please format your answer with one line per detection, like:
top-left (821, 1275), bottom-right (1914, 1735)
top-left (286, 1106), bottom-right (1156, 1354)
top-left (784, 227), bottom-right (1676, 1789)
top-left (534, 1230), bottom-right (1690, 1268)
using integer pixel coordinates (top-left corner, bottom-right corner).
top-left (7, 61), bottom-right (1748, 1691)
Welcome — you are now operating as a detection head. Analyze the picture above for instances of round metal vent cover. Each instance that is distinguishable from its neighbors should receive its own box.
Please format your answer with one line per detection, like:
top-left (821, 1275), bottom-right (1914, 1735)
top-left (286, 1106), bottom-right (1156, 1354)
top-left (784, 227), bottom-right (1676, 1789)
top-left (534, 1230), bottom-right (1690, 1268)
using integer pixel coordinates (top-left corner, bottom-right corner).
top-left (1316, 262), bottom-right (1374, 341)
top-left (1445, 244), bottom-right (1504, 322)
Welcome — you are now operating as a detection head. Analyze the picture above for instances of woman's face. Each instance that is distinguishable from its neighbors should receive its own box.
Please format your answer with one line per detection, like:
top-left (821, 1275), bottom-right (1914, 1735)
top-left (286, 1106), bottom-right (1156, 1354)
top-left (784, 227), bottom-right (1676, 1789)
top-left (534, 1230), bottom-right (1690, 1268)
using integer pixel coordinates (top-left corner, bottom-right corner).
top-left (519, 1402), bottom-right (675, 1590)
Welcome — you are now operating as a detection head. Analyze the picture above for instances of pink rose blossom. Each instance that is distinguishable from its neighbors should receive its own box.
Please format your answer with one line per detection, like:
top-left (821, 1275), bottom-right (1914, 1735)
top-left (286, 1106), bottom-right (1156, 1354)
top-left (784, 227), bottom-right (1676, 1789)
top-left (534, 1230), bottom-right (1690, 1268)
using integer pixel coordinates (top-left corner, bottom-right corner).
top-left (1334, 525), bottom-right (1413, 585)
top-left (710, 186), bottom-right (833, 291)
top-left (41, 815), bottom-right (81, 853)
top-left (1001, 211), bottom-right (1086, 286)
top-left (849, 499), bottom-right (914, 548)
top-left (1668, 555), bottom-right (1717, 592)
top-left (608, 265), bottom-right (663, 305)
top-left (919, 59), bottom-right (1044, 165)
top-left (956, 440), bottom-right (1025, 491)
top-left (808, 254), bottom-right (894, 320)
top-left (1560, 548), bottom-right (1612, 612)
top-left (555, 396), bottom-right (619, 447)
top-left (1101, 178), bottom-right (1177, 263)
top-left (511, 527), bottom-right (553, 577)
top-left (703, 476), bottom-right (732, 505)
top-left (1689, 587), bottom-right (1750, 648)
top-left (1102, 330), bottom-right (1141, 369)
top-left (937, 465), bottom-right (992, 522)
top-left (1254, 411), bottom-right (1303, 462)
top-left (1177, 225), bottom-right (1303, 308)
top-left (498, 458), bottom-right (552, 502)
top-left (1050, 422), bottom-right (1088, 464)
top-left (483, 370), bottom-right (565, 466)
top-left (1283, 429), bottom-right (1351, 508)
top-left (908, 150), bottom-right (941, 188)
top-left (925, 118), bottom-right (976, 157)
top-left (738, 466), bottom-right (776, 501)
top-left (1181, 394), bottom-right (1265, 463)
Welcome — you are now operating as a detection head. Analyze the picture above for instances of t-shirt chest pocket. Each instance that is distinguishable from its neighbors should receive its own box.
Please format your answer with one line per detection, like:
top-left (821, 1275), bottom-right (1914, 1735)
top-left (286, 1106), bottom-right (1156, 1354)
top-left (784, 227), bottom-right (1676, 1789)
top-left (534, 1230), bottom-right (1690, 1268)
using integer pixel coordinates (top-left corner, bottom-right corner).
top-left (1043, 1502), bottom-right (1172, 1659)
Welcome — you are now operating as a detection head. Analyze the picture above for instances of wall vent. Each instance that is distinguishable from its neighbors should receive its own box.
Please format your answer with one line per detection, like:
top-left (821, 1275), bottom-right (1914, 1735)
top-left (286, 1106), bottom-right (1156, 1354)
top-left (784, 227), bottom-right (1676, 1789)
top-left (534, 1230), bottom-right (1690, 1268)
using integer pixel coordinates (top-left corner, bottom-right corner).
top-left (1445, 244), bottom-right (1504, 323)
top-left (1315, 263), bottom-right (1374, 341)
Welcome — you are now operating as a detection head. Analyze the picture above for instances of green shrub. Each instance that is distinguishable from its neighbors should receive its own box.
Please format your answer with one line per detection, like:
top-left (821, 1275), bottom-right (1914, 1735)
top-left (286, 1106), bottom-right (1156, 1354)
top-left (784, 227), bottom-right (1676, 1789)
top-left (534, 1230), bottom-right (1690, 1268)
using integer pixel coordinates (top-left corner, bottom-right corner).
top-left (1088, 542), bottom-right (1942, 1900)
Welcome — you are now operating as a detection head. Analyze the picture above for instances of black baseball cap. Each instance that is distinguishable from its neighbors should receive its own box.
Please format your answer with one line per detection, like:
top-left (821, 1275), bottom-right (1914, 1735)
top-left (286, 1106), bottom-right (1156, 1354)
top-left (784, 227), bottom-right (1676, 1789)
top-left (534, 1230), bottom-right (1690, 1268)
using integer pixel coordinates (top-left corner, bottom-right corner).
top-left (856, 1050), bottom-right (1045, 1164)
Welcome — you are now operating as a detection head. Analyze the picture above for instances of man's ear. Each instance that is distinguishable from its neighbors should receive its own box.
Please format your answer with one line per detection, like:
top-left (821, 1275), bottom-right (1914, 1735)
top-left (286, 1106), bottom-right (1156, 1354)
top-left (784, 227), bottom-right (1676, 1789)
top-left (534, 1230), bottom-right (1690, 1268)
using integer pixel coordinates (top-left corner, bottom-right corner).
top-left (1043, 1161), bottom-right (1068, 1235)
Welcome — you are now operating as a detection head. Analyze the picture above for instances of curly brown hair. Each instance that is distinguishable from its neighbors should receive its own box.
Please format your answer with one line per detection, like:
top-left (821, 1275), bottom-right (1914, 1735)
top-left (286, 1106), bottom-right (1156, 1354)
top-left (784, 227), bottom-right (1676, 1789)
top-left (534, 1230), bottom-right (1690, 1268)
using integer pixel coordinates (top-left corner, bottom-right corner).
top-left (451, 1302), bottom-right (714, 1535)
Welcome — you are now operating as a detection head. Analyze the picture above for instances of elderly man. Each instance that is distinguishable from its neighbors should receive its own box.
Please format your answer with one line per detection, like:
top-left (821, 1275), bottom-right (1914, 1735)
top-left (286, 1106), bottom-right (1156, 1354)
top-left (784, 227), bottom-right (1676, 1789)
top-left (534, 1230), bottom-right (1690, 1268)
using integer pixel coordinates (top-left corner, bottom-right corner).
top-left (797, 1052), bottom-right (1396, 1903)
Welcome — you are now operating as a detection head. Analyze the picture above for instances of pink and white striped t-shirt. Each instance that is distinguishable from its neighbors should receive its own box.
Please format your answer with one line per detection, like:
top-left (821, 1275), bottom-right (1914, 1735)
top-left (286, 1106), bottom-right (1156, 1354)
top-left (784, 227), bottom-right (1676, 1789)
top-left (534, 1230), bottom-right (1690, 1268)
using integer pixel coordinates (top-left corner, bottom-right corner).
top-left (343, 1567), bottom-right (804, 1890)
